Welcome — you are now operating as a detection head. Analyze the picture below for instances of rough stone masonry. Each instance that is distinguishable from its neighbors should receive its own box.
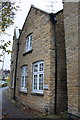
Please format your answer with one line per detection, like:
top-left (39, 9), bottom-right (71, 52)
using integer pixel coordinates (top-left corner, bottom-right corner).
top-left (10, 5), bottom-right (67, 114)
top-left (64, 1), bottom-right (80, 117)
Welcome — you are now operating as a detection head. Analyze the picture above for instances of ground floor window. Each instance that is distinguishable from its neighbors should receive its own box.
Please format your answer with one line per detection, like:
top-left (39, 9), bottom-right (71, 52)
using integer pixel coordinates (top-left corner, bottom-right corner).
top-left (32, 61), bottom-right (44, 94)
top-left (21, 66), bottom-right (27, 91)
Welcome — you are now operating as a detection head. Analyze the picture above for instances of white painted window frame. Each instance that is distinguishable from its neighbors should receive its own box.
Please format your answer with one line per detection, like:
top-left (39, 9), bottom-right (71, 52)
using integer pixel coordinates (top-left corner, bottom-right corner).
top-left (26, 34), bottom-right (32, 52)
top-left (32, 61), bottom-right (44, 94)
top-left (21, 66), bottom-right (27, 92)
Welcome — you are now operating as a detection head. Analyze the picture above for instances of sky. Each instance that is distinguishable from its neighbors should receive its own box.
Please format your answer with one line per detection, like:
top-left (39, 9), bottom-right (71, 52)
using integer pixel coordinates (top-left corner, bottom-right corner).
top-left (0, 0), bottom-right (63, 70)
top-left (14, 0), bottom-right (63, 29)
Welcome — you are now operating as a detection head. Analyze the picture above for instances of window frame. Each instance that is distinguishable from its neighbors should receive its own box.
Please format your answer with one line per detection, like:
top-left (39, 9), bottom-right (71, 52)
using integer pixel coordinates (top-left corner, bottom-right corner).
top-left (26, 34), bottom-right (32, 52)
top-left (32, 61), bottom-right (44, 94)
top-left (21, 65), bottom-right (27, 92)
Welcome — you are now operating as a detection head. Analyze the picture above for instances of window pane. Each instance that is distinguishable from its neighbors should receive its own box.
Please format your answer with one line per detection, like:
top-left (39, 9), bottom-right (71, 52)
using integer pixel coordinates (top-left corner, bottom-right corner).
top-left (30, 35), bottom-right (32, 48)
top-left (22, 67), bottom-right (24, 75)
top-left (39, 74), bottom-right (43, 90)
top-left (26, 35), bottom-right (32, 51)
top-left (39, 63), bottom-right (43, 71)
top-left (21, 66), bottom-right (27, 89)
top-left (30, 35), bottom-right (32, 41)
top-left (34, 75), bottom-right (37, 90)
top-left (25, 76), bottom-right (27, 88)
top-left (22, 66), bottom-right (27, 75)
top-left (22, 76), bottom-right (24, 87)
top-left (34, 64), bottom-right (38, 72)
top-left (24, 67), bottom-right (27, 75)
top-left (26, 38), bottom-right (29, 50)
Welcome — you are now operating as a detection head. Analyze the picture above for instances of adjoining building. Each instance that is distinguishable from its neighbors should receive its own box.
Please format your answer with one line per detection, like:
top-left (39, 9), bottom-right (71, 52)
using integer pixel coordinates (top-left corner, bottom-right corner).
top-left (63, 1), bottom-right (80, 117)
top-left (0, 69), bottom-right (10, 80)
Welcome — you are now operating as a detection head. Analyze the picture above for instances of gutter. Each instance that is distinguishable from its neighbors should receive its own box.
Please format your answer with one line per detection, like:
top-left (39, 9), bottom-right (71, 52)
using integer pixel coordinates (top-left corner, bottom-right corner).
top-left (50, 13), bottom-right (57, 114)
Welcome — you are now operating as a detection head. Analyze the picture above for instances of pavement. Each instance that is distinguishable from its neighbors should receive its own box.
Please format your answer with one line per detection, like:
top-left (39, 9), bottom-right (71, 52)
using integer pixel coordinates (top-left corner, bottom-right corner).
top-left (1, 87), bottom-right (34, 119)
top-left (0, 87), bottom-right (76, 120)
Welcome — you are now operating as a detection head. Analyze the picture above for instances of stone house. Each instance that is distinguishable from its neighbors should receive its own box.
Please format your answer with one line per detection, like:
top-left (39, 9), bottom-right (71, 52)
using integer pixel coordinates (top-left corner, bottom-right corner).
top-left (0, 69), bottom-right (10, 80)
top-left (63, 1), bottom-right (80, 118)
top-left (10, 5), bottom-right (67, 114)
top-left (0, 69), bottom-right (3, 80)
top-left (3, 70), bottom-right (10, 80)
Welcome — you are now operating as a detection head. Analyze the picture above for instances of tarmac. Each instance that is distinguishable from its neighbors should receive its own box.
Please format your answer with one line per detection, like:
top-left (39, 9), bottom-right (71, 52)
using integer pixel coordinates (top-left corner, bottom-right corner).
top-left (2, 87), bottom-right (34, 119)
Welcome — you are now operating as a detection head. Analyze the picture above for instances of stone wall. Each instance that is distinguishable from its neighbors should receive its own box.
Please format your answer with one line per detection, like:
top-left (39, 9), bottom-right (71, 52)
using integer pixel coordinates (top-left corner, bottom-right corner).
top-left (11, 6), bottom-right (67, 114)
top-left (55, 11), bottom-right (67, 113)
top-left (16, 7), bottom-right (55, 114)
top-left (64, 2), bottom-right (80, 117)
top-left (10, 29), bottom-right (18, 99)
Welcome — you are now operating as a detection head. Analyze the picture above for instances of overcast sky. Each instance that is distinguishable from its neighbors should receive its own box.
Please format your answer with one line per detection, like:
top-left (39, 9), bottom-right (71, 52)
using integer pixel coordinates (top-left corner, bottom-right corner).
top-left (0, 0), bottom-right (63, 70)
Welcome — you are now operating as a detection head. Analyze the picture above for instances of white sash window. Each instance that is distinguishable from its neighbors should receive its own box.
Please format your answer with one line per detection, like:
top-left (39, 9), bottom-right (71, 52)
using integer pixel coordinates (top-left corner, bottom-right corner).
top-left (26, 34), bottom-right (32, 52)
top-left (21, 66), bottom-right (27, 91)
top-left (32, 61), bottom-right (44, 94)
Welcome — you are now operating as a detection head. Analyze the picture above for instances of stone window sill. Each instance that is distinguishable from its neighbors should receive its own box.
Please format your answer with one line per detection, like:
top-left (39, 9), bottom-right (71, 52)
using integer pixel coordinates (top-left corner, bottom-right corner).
top-left (23, 49), bottom-right (33, 56)
top-left (11, 87), bottom-right (14, 89)
top-left (19, 89), bottom-right (27, 94)
top-left (31, 91), bottom-right (44, 96)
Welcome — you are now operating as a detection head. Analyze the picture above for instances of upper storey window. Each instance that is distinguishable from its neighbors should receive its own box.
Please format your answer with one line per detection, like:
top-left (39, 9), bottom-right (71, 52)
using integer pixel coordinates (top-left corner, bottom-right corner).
top-left (26, 34), bottom-right (32, 52)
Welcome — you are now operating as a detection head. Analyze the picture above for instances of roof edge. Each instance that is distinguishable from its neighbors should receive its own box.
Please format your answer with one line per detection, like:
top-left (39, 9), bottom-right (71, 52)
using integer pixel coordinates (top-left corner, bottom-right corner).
top-left (18, 6), bottom-right (63, 40)
top-left (54, 9), bottom-right (63, 15)
top-left (18, 5), bottom-right (50, 40)
top-left (31, 4), bottom-right (50, 15)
